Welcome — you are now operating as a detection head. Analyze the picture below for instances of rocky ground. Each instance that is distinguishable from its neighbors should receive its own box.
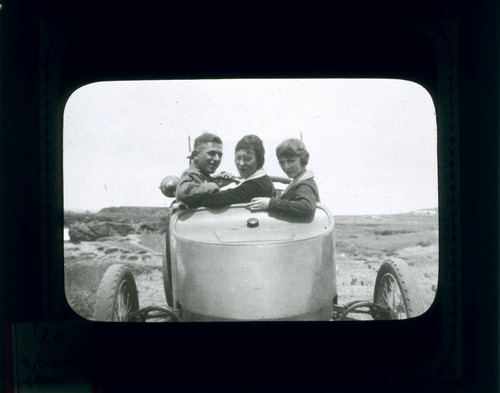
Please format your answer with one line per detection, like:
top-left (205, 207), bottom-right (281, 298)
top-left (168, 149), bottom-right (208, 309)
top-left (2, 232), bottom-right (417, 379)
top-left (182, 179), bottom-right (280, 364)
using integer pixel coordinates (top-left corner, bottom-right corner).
top-left (64, 208), bottom-right (439, 321)
top-left (64, 234), bottom-right (167, 320)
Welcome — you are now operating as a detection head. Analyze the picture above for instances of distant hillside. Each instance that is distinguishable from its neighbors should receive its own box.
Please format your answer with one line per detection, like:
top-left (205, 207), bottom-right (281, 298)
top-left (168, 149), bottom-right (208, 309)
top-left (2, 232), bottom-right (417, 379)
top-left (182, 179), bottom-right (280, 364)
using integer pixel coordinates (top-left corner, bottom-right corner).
top-left (409, 207), bottom-right (438, 216)
top-left (99, 206), bottom-right (169, 217)
top-left (64, 206), bottom-right (170, 228)
top-left (65, 205), bottom-right (438, 228)
top-left (334, 208), bottom-right (438, 219)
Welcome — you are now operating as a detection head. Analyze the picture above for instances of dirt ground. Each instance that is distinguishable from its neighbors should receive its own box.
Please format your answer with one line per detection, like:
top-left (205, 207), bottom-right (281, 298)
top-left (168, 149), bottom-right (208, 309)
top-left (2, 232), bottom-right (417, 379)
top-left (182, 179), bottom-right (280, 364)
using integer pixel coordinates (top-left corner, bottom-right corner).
top-left (335, 245), bottom-right (438, 312)
top-left (64, 234), bottom-right (167, 320)
top-left (65, 213), bottom-right (438, 321)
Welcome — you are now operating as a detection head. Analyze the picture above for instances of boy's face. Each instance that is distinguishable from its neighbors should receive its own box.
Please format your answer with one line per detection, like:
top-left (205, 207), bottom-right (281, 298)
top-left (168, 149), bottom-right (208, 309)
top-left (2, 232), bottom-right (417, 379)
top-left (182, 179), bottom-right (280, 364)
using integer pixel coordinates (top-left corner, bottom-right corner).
top-left (278, 156), bottom-right (305, 179)
top-left (194, 142), bottom-right (223, 174)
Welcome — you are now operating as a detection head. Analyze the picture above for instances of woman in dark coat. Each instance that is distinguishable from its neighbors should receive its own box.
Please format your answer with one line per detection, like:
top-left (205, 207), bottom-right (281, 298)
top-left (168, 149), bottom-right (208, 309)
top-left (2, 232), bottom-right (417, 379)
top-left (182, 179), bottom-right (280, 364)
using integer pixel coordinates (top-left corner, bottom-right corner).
top-left (246, 138), bottom-right (320, 221)
top-left (187, 134), bottom-right (275, 208)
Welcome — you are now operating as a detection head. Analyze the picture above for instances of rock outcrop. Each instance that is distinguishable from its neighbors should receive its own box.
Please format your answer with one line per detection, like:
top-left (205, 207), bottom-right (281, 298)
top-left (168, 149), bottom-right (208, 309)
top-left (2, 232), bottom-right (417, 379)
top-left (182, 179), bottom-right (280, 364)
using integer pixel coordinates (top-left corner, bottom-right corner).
top-left (68, 221), bottom-right (135, 242)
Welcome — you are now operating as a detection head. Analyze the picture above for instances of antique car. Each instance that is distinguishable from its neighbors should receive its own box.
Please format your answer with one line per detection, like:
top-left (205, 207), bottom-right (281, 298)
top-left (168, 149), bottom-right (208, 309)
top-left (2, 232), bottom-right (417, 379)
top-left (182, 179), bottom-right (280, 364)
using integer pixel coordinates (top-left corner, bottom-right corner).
top-left (93, 176), bottom-right (425, 322)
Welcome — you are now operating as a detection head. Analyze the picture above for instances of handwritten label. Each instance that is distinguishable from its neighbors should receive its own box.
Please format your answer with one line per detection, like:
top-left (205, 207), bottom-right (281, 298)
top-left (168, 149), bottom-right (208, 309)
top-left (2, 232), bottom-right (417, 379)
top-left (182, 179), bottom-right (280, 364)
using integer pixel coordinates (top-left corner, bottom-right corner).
top-left (5, 321), bottom-right (94, 393)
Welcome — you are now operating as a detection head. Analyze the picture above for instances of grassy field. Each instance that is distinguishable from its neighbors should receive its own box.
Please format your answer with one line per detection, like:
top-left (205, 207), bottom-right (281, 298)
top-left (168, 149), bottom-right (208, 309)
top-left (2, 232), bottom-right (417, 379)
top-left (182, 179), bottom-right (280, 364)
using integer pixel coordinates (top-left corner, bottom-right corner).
top-left (334, 214), bottom-right (437, 259)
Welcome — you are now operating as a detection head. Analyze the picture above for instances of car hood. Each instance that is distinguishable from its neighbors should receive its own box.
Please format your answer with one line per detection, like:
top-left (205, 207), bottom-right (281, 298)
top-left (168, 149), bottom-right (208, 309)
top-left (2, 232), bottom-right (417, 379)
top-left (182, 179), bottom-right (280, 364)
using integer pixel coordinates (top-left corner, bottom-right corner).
top-left (171, 203), bottom-right (334, 245)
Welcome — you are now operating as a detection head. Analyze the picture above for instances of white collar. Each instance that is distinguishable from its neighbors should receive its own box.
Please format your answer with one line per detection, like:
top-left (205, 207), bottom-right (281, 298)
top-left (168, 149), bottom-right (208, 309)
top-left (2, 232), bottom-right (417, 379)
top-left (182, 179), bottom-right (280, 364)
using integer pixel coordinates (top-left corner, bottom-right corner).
top-left (240, 168), bottom-right (267, 183)
top-left (281, 170), bottom-right (314, 197)
top-left (293, 169), bottom-right (314, 184)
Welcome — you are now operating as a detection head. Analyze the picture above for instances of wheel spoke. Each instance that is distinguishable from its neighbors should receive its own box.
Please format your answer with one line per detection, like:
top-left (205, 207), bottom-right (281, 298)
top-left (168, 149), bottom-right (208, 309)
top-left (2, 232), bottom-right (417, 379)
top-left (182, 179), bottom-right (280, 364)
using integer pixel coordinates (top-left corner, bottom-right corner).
top-left (115, 280), bottom-right (133, 321)
top-left (378, 273), bottom-right (408, 320)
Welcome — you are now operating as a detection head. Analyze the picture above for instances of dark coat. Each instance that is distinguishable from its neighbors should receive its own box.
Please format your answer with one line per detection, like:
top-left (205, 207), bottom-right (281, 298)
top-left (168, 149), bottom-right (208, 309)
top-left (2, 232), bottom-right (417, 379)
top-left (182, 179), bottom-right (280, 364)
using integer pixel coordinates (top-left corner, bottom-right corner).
top-left (188, 175), bottom-right (276, 208)
top-left (268, 178), bottom-right (320, 221)
top-left (175, 164), bottom-right (219, 206)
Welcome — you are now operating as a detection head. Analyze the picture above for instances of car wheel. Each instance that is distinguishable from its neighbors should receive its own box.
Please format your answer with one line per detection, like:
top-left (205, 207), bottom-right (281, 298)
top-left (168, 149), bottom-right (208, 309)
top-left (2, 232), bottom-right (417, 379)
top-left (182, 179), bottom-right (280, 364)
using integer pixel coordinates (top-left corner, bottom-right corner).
top-left (162, 236), bottom-right (174, 308)
top-left (94, 264), bottom-right (139, 322)
top-left (373, 258), bottom-right (425, 320)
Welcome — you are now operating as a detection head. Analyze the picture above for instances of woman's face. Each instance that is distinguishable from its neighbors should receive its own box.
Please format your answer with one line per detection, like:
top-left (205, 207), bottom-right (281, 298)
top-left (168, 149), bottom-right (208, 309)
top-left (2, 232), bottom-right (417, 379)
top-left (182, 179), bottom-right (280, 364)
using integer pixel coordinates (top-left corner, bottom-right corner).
top-left (278, 156), bottom-right (305, 179)
top-left (235, 149), bottom-right (258, 179)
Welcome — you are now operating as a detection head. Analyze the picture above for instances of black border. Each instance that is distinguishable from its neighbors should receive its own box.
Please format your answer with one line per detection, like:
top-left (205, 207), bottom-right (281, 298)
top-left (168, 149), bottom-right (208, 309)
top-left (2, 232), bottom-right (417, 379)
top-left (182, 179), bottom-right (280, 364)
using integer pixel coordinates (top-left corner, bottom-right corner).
top-left (1, 2), bottom-right (498, 392)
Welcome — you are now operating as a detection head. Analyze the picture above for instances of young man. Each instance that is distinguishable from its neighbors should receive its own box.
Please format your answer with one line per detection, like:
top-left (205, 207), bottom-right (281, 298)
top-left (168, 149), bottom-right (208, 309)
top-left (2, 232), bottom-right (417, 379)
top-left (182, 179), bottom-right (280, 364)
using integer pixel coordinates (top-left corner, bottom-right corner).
top-left (175, 132), bottom-right (230, 207)
top-left (162, 132), bottom-right (228, 307)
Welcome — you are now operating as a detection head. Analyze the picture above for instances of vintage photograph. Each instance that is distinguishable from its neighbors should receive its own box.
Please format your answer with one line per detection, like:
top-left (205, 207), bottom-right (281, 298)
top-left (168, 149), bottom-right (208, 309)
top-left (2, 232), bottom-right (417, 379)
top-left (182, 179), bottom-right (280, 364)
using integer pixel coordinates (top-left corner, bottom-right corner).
top-left (63, 79), bottom-right (438, 322)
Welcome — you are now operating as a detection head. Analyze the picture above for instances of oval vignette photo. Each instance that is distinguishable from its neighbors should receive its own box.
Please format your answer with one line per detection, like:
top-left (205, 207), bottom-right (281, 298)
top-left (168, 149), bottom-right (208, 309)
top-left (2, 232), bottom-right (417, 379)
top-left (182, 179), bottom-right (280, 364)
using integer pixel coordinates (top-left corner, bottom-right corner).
top-left (63, 79), bottom-right (438, 323)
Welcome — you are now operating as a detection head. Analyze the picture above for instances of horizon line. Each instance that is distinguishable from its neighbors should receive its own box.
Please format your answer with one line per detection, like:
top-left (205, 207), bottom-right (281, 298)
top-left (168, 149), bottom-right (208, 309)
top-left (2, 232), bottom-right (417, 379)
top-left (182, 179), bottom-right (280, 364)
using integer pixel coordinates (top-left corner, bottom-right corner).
top-left (63, 205), bottom-right (439, 216)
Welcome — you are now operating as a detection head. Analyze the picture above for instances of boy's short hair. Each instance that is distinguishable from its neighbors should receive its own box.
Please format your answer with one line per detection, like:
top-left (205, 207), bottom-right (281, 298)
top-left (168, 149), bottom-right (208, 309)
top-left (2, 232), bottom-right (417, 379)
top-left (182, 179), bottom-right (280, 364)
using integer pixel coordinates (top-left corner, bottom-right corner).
top-left (276, 138), bottom-right (310, 166)
top-left (235, 134), bottom-right (265, 169)
top-left (193, 132), bottom-right (223, 150)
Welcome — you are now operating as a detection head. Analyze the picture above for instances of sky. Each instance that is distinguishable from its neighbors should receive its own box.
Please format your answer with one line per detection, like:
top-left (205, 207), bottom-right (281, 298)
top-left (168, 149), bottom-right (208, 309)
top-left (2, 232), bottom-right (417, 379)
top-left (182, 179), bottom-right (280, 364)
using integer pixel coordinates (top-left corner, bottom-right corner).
top-left (63, 79), bottom-right (438, 215)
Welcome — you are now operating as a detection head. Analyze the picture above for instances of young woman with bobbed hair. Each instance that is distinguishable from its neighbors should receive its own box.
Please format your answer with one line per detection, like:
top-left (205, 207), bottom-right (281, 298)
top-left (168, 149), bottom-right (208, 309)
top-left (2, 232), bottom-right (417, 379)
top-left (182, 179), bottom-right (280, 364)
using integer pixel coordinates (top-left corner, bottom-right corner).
top-left (247, 138), bottom-right (320, 221)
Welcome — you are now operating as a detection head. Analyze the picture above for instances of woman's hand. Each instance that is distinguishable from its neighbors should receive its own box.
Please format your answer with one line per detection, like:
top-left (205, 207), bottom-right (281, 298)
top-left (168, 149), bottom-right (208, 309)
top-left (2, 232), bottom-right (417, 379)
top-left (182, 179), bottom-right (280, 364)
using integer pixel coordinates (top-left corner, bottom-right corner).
top-left (213, 171), bottom-right (241, 187)
top-left (246, 197), bottom-right (271, 211)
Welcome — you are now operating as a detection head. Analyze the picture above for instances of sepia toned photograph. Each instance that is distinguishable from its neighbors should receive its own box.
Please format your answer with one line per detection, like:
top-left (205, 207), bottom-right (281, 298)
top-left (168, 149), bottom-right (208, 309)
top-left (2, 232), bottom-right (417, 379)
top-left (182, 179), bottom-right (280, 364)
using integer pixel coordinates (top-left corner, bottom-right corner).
top-left (63, 78), bottom-right (438, 322)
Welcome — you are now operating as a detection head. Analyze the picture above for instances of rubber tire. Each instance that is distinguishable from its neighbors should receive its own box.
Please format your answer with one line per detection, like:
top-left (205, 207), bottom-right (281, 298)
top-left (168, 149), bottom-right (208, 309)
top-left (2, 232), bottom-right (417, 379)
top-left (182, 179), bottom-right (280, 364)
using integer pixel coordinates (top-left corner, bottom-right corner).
top-left (373, 258), bottom-right (425, 319)
top-left (162, 207), bottom-right (175, 307)
top-left (162, 242), bottom-right (174, 308)
top-left (94, 264), bottom-right (140, 322)
top-left (162, 210), bottom-right (175, 307)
